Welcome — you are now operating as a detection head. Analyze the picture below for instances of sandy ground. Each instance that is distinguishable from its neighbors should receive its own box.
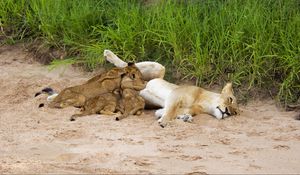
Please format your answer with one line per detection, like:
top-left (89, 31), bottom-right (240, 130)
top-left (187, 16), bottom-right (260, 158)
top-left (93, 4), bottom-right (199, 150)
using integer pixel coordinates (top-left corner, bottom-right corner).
top-left (0, 45), bottom-right (300, 174)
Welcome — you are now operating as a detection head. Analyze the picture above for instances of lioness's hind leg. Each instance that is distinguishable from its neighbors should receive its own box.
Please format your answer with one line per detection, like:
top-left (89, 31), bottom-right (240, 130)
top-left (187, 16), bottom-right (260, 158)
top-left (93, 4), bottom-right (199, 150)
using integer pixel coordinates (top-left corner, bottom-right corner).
top-left (104, 50), bottom-right (127, 68)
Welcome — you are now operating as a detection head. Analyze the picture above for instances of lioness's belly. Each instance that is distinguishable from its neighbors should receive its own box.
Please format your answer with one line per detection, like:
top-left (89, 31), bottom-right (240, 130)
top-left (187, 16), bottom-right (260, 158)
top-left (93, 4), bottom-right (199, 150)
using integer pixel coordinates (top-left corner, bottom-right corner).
top-left (140, 78), bottom-right (178, 107)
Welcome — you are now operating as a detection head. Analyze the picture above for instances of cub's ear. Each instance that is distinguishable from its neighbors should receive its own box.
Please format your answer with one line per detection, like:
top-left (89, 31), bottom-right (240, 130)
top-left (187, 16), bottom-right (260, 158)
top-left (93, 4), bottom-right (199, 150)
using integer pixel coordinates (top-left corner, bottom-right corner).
top-left (121, 73), bottom-right (126, 78)
top-left (128, 62), bottom-right (135, 66)
top-left (117, 69), bottom-right (126, 75)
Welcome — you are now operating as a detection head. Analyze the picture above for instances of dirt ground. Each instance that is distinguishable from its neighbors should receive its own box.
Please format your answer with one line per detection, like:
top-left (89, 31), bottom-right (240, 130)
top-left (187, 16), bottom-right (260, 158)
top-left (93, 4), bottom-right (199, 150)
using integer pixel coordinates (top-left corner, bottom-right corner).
top-left (0, 45), bottom-right (300, 174)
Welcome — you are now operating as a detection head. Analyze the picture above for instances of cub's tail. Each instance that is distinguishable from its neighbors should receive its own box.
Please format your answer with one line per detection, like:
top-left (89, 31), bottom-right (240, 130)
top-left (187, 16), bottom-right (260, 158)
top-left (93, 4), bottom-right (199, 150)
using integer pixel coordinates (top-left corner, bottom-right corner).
top-left (35, 87), bottom-right (58, 108)
top-left (35, 87), bottom-right (56, 97)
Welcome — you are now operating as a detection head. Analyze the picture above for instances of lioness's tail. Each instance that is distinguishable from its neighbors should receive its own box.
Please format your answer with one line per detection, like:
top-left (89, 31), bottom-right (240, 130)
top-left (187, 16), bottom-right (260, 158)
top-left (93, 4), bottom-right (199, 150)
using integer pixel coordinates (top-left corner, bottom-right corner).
top-left (35, 87), bottom-right (56, 97)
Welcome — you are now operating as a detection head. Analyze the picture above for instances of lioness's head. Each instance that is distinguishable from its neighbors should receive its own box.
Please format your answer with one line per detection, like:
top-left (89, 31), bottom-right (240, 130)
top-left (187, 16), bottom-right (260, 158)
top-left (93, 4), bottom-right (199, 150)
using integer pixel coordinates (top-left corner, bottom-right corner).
top-left (121, 62), bottom-right (146, 91)
top-left (216, 83), bottom-right (239, 119)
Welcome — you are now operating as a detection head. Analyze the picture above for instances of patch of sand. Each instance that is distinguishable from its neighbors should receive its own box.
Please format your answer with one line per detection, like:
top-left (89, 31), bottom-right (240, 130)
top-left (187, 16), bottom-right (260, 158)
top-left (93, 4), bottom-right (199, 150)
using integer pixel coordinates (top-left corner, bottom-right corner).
top-left (0, 45), bottom-right (300, 174)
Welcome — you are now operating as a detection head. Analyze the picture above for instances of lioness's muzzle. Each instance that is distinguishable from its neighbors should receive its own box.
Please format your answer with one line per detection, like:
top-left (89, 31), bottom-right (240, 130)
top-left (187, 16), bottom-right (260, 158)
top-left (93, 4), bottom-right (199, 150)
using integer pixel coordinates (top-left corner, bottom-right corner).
top-left (216, 106), bottom-right (231, 119)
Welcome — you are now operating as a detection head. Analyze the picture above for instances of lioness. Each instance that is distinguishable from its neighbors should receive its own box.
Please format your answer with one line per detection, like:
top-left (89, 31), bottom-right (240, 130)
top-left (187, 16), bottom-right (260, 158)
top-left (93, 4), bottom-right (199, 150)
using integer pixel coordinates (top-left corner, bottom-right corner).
top-left (115, 75), bottom-right (146, 121)
top-left (105, 50), bottom-right (240, 127)
top-left (70, 72), bottom-right (146, 121)
top-left (47, 62), bottom-right (143, 108)
top-left (155, 82), bottom-right (239, 127)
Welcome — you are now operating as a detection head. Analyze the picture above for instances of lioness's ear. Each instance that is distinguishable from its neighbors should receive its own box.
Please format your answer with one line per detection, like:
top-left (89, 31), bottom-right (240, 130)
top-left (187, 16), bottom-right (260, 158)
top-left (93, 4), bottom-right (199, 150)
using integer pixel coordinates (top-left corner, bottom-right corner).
top-left (221, 82), bottom-right (233, 95)
top-left (228, 97), bottom-right (233, 103)
top-left (128, 62), bottom-right (135, 66)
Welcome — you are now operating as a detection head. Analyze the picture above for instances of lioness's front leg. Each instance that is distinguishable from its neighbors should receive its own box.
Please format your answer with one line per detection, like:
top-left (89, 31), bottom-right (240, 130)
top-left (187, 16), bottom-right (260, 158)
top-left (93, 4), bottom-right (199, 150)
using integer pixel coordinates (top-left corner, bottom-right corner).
top-left (158, 102), bottom-right (180, 128)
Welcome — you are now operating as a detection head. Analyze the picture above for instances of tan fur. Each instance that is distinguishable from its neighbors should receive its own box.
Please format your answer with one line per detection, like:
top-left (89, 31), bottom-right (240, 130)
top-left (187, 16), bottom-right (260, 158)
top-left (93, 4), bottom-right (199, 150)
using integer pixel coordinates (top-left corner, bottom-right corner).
top-left (70, 91), bottom-right (120, 121)
top-left (49, 64), bottom-right (142, 108)
top-left (69, 67), bottom-right (146, 121)
top-left (115, 76), bottom-right (146, 121)
top-left (69, 90), bottom-right (122, 121)
top-left (103, 50), bottom-right (240, 127)
top-left (158, 83), bottom-right (239, 127)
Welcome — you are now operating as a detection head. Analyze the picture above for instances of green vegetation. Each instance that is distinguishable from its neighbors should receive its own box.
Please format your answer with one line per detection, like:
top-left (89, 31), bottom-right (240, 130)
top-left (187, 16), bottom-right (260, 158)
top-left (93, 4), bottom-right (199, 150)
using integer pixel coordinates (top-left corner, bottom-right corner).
top-left (0, 0), bottom-right (299, 104)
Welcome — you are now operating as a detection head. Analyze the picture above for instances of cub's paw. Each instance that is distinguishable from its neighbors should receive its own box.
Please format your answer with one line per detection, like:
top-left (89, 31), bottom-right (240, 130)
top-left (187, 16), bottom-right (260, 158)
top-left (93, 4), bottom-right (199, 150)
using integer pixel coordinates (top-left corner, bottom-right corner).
top-left (115, 114), bottom-right (123, 121)
top-left (70, 115), bottom-right (79, 121)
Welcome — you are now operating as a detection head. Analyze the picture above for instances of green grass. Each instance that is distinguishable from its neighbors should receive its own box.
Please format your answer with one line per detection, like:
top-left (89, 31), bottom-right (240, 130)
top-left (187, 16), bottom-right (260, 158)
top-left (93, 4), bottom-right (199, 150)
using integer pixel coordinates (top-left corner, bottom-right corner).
top-left (1, 0), bottom-right (300, 105)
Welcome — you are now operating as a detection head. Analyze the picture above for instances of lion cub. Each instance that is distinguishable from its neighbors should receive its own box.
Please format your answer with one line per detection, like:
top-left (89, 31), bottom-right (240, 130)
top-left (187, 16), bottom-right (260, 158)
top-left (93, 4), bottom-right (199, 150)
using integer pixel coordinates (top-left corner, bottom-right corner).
top-left (48, 63), bottom-right (142, 108)
top-left (70, 90), bottom-right (121, 121)
top-left (115, 75), bottom-right (146, 121)
top-left (70, 70), bottom-right (146, 121)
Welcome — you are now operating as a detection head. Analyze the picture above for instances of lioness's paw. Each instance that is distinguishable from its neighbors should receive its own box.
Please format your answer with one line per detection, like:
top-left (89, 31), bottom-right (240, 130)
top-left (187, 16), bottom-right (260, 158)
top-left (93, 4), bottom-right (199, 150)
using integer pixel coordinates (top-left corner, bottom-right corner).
top-left (177, 114), bottom-right (193, 123)
top-left (155, 109), bottom-right (164, 119)
top-left (158, 118), bottom-right (167, 128)
top-left (159, 122), bottom-right (166, 128)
